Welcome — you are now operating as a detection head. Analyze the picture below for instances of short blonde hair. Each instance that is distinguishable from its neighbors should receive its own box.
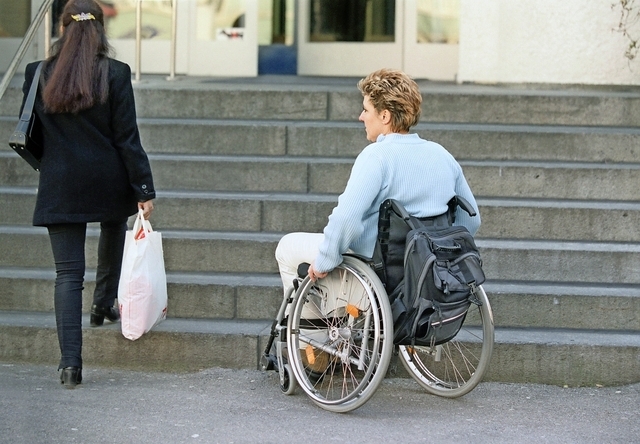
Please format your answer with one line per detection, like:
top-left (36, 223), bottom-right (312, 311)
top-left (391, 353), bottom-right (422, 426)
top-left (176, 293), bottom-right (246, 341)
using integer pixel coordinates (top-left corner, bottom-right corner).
top-left (357, 68), bottom-right (422, 132)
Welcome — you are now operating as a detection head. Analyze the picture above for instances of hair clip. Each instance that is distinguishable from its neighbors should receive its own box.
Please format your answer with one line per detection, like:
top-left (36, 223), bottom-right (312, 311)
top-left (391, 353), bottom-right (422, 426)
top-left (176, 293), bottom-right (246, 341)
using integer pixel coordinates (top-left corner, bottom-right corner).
top-left (71, 12), bottom-right (96, 21)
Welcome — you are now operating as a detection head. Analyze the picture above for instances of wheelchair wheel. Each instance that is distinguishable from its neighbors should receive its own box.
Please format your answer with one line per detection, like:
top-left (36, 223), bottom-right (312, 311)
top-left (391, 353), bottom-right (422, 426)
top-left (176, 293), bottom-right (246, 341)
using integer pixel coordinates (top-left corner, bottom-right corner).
top-left (287, 256), bottom-right (394, 413)
top-left (279, 363), bottom-right (296, 395)
top-left (398, 284), bottom-right (494, 398)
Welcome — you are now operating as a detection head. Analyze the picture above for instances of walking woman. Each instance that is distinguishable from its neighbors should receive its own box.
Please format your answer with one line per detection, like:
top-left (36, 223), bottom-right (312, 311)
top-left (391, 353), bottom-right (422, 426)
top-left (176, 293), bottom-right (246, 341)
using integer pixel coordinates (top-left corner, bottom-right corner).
top-left (18, 0), bottom-right (155, 388)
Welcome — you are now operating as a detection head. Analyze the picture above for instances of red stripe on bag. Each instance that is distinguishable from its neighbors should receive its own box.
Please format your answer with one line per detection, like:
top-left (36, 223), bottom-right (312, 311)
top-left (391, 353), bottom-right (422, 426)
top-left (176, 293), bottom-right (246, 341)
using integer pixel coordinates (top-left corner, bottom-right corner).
top-left (134, 227), bottom-right (146, 240)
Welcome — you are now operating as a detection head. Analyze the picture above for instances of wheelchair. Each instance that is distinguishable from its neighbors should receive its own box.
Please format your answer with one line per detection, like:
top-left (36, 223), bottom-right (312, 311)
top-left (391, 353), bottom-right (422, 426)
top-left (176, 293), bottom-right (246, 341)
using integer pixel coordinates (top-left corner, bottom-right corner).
top-left (261, 197), bottom-right (494, 413)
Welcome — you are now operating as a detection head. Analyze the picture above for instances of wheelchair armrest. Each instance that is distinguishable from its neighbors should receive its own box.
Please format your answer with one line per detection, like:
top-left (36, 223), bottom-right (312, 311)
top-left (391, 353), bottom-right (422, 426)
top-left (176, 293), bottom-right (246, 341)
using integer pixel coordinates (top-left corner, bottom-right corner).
top-left (299, 255), bottom-right (378, 276)
top-left (343, 252), bottom-right (375, 265)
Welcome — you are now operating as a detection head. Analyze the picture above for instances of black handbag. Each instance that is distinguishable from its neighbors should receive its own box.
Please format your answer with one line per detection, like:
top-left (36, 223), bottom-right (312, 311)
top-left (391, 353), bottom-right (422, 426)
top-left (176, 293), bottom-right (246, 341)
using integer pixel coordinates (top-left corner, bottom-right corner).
top-left (8, 62), bottom-right (44, 172)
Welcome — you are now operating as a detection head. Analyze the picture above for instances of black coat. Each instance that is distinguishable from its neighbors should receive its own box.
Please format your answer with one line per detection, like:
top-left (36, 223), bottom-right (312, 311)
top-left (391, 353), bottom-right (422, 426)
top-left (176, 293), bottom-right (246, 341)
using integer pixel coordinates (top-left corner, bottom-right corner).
top-left (21, 59), bottom-right (155, 226)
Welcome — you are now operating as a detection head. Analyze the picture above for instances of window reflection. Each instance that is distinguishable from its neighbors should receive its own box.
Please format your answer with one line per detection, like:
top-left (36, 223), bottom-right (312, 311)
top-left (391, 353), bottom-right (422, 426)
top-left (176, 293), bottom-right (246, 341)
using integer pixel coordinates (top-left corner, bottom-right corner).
top-left (103, 0), bottom-right (172, 39)
top-left (51, 0), bottom-right (172, 40)
top-left (417, 0), bottom-right (459, 44)
top-left (197, 0), bottom-right (246, 41)
top-left (309, 0), bottom-right (395, 43)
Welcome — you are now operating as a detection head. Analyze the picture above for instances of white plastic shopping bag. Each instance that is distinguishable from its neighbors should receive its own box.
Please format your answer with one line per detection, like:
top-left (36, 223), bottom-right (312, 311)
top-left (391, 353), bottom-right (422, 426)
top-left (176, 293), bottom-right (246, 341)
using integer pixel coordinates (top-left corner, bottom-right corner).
top-left (118, 209), bottom-right (168, 340)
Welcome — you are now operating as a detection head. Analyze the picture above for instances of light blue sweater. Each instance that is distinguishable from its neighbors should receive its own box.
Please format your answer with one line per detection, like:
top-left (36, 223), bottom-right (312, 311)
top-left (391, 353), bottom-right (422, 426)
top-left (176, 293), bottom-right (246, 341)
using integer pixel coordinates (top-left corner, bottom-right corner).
top-left (314, 133), bottom-right (481, 273)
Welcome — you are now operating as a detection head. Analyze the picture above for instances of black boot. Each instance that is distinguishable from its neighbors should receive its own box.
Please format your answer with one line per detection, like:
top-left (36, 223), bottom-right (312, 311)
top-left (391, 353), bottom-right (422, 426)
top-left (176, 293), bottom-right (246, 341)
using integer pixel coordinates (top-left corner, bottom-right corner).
top-left (60, 367), bottom-right (83, 388)
top-left (90, 304), bottom-right (120, 327)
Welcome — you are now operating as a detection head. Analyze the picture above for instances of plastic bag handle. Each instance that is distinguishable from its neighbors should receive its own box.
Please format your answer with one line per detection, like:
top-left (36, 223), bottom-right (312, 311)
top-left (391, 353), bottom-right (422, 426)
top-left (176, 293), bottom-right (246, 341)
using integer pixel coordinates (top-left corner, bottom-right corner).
top-left (132, 208), bottom-right (153, 240)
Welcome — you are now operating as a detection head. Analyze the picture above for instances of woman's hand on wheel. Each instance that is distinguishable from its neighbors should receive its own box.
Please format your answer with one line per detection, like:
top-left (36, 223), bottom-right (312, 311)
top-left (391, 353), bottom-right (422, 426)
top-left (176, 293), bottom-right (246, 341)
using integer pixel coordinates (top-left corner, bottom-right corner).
top-left (138, 200), bottom-right (154, 219)
top-left (308, 263), bottom-right (328, 282)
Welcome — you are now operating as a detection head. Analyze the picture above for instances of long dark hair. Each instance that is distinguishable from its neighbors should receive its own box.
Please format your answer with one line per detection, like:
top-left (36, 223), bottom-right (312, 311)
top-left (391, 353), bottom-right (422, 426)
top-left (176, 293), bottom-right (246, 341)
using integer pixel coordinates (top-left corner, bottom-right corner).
top-left (42, 0), bottom-right (112, 114)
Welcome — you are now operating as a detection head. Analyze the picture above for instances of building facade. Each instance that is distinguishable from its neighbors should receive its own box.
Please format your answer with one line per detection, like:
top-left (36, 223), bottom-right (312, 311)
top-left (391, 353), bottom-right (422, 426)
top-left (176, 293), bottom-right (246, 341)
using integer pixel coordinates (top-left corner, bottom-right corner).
top-left (1, 0), bottom-right (638, 85)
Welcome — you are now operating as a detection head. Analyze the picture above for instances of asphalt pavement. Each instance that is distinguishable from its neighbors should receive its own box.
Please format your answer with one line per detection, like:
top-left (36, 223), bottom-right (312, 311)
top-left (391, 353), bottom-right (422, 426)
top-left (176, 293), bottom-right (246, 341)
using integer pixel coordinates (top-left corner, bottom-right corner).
top-left (0, 362), bottom-right (638, 444)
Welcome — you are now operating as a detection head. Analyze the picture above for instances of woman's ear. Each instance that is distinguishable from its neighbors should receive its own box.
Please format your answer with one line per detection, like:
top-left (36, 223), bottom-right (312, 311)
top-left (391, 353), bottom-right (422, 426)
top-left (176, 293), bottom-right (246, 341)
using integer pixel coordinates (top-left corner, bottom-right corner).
top-left (380, 109), bottom-right (392, 125)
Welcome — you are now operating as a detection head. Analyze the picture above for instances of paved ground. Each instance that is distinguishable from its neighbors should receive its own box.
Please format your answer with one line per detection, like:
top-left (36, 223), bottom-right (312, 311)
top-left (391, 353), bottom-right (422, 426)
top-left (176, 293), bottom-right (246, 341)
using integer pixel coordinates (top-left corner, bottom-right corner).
top-left (0, 362), bottom-right (638, 444)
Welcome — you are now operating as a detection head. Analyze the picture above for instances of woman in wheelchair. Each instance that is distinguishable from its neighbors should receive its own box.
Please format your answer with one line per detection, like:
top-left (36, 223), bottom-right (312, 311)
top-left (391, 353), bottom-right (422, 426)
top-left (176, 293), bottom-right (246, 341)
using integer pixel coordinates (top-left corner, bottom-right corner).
top-left (270, 69), bottom-right (486, 411)
top-left (275, 68), bottom-right (480, 294)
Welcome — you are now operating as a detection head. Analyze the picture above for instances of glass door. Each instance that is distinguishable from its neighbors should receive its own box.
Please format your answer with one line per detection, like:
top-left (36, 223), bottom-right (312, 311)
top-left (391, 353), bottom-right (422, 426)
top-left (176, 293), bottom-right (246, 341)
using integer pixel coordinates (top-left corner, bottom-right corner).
top-left (297, 0), bottom-right (402, 77)
top-left (296, 0), bottom-right (459, 80)
top-left (84, 0), bottom-right (189, 75)
top-left (404, 0), bottom-right (458, 80)
top-left (186, 0), bottom-right (258, 76)
top-left (82, 0), bottom-right (257, 77)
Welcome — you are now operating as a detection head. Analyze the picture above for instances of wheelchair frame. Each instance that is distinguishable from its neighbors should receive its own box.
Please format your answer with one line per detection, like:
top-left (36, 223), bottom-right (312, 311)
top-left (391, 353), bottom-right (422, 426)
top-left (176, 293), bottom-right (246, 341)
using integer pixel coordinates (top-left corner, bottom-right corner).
top-left (261, 254), bottom-right (494, 413)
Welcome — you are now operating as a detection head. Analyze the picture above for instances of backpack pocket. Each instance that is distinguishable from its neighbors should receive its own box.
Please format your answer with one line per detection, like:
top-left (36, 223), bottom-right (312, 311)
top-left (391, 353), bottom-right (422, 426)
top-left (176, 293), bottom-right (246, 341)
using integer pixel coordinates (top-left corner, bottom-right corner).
top-left (412, 298), bottom-right (471, 346)
top-left (432, 252), bottom-right (485, 298)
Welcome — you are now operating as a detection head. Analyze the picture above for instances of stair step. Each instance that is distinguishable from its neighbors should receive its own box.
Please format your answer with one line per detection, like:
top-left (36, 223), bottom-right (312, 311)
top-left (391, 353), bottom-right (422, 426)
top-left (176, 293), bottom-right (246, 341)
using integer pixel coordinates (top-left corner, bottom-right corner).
top-left (326, 86), bottom-right (640, 127)
top-left (465, 160), bottom-right (640, 201)
top-left (486, 326), bottom-right (640, 386)
top-left (0, 187), bottom-right (340, 233)
top-left (4, 80), bottom-right (640, 126)
top-left (476, 198), bottom-right (640, 242)
top-left (2, 227), bottom-right (640, 283)
top-left (0, 267), bottom-right (281, 320)
top-left (484, 281), bottom-right (640, 331)
top-left (4, 117), bottom-right (640, 162)
top-left (478, 238), bottom-right (640, 284)
top-left (114, 82), bottom-right (640, 126)
top-left (0, 226), bottom-right (283, 273)
top-left (134, 118), bottom-right (640, 162)
top-left (1, 310), bottom-right (638, 385)
top-left (3, 189), bottom-right (640, 242)
top-left (1, 267), bottom-right (637, 331)
top-left (5, 153), bottom-right (637, 200)
top-left (0, 310), bottom-right (269, 372)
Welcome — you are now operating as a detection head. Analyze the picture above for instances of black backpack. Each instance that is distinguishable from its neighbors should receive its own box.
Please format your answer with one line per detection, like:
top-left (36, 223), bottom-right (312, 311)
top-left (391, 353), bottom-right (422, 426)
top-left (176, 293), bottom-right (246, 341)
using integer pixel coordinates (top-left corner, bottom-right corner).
top-left (375, 198), bottom-right (485, 346)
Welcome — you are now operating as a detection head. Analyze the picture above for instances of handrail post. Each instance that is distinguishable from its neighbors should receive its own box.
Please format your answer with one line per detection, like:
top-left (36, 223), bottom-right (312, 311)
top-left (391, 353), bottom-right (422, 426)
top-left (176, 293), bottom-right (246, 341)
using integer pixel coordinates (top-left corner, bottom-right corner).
top-left (167, 0), bottom-right (178, 81)
top-left (134, 0), bottom-right (142, 83)
top-left (44, 9), bottom-right (51, 58)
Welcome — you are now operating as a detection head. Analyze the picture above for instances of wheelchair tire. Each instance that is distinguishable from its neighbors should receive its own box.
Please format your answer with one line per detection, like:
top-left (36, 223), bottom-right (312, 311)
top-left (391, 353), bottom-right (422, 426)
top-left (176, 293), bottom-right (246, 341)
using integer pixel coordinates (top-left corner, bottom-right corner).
top-left (286, 256), bottom-right (394, 413)
top-left (398, 284), bottom-right (494, 398)
top-left (279, 363), bottom-right (296, 395)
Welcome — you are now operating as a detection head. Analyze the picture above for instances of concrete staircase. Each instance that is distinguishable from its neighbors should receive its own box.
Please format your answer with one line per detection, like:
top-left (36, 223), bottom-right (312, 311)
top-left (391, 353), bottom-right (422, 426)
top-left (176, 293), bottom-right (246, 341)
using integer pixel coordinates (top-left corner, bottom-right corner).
top-left (1, 75), bottom-right (639, 386)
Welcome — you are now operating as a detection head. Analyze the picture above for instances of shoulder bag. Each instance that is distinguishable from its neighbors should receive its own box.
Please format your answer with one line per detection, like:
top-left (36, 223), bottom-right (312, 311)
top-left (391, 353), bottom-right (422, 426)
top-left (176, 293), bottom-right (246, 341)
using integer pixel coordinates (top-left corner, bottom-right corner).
top-left (8, 62), bottom-right (44, 172)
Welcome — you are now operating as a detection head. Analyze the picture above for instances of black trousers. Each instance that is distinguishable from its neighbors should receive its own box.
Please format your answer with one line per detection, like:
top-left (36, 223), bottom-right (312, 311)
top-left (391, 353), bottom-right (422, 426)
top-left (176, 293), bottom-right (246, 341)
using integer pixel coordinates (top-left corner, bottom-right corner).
top-left (47, 220), bottom-right (127, 369)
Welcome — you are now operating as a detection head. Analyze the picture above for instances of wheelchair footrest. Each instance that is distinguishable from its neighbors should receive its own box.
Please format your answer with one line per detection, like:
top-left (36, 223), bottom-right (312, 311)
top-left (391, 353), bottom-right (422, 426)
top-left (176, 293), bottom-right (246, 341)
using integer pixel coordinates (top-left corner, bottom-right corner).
top-left (260, 354), bottom-right (278, 371)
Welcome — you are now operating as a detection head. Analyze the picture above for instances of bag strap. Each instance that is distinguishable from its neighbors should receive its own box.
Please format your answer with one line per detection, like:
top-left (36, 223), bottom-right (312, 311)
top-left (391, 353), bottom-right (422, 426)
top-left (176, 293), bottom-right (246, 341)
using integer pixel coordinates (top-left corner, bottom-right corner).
top-left (19, 62), bottom-right (43, 123)
top-left (376, 199), bottom-right (425, 262)
top-left (132, 208), bottom-right (153, 240)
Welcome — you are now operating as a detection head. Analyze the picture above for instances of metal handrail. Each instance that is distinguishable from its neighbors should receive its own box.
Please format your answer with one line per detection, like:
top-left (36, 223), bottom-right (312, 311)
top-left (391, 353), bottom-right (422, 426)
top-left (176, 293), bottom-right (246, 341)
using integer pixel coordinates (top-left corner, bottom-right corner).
top-left (0, 0), bottom-right (55, 103)
top-left (168, 0), bottom-right (178, 80)
top-left (135, 0), bottom-right (142, 82)
top-left (134, 0), bottom-right (179, 81)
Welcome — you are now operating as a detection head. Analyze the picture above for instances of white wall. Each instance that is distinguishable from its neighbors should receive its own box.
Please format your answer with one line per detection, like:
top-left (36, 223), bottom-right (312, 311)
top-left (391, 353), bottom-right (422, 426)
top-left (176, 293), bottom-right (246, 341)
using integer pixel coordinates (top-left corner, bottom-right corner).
top-left (458, 0), bottom-right (640, 85)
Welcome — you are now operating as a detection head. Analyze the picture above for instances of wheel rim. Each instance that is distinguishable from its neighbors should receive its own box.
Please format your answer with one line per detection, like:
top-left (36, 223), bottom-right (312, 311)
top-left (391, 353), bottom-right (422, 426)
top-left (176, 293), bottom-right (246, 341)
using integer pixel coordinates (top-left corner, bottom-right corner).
top-left (399, 286), bottom-right (494, 398)
top-left (287, 258), bottom-right (393, 412)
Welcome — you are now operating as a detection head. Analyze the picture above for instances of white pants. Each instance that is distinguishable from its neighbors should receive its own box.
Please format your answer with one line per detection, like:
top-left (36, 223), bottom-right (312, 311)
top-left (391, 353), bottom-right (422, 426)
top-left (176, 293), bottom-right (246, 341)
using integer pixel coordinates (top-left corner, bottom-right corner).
top-left (274, 232), bottom-right (324, 296)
